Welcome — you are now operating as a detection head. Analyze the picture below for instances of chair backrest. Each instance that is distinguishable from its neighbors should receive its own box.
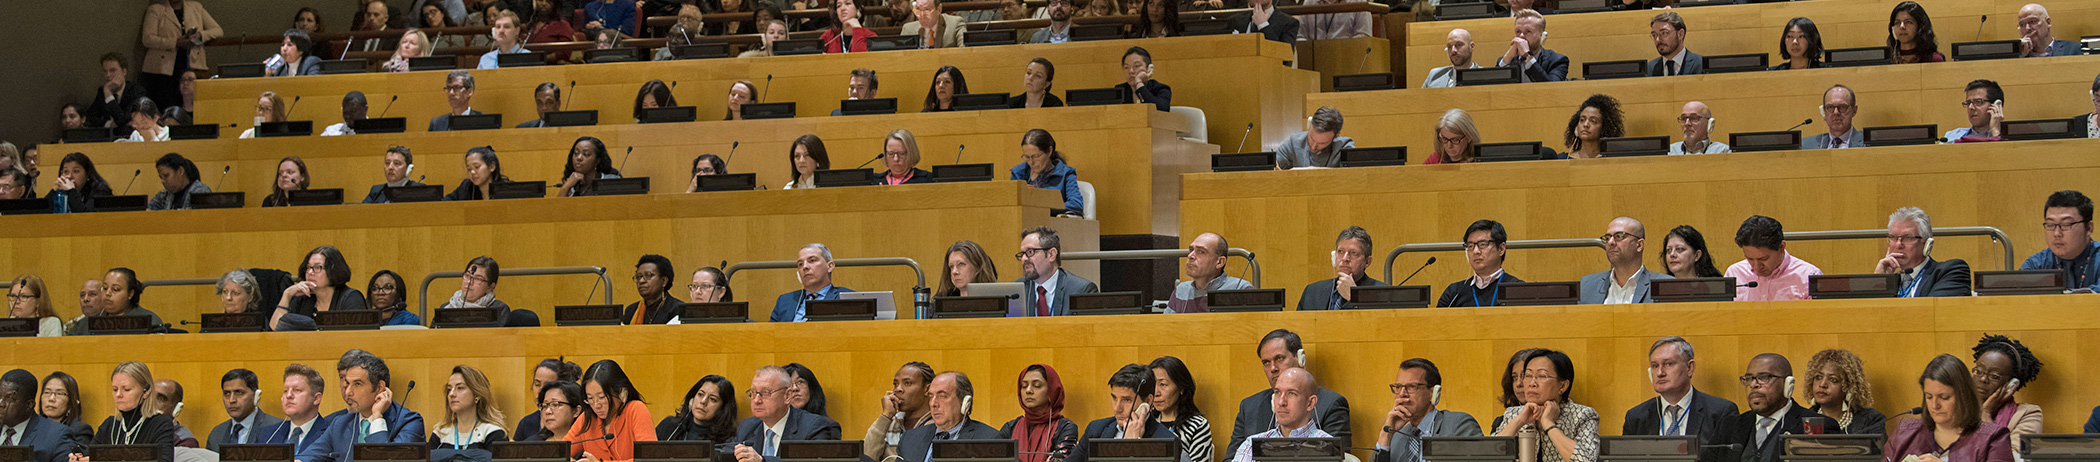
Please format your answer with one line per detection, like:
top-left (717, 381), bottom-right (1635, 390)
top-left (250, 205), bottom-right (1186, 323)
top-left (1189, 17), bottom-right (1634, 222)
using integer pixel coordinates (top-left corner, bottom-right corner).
top-left (1077, 180), bottom-right (1097, 220)
top-left (1170, 106), bottom-right (1207, 142)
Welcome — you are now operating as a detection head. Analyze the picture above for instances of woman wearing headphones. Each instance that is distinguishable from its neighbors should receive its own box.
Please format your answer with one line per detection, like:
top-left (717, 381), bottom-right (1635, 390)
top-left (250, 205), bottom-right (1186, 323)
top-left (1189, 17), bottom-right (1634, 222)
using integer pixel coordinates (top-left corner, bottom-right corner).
top-left (1803, 349), bottom-right (1886, 435)
top-left (1970, 335), bottom-right (2042, 455)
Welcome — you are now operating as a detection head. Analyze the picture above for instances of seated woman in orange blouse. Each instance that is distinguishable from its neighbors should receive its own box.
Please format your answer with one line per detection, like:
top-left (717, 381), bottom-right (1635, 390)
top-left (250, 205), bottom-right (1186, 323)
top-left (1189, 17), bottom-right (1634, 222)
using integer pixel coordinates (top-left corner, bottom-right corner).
top-left (569, 359), bottom-right (657, 462)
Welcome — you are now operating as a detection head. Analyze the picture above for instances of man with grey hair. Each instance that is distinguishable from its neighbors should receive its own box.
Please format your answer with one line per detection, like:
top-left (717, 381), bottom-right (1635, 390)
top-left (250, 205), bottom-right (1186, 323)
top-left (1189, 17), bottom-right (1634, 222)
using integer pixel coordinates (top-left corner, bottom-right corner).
top-left (735, 366), bottom-right (843, 462)
top-left (2016, 4), bottom-right (2081, 58)
top-left (897, 372), bottom-right (998, 462)
top-left (1168, 232), bottom-right (1253, 313)
top-left (1579, 217), bottom-right (1671, 304)
top-left (1621, 337), bottom-right (1737, 462)
top-left (1668, 102), bottom-right (1729, 155)
top-left (771, 244), bottom-right (855, 322)
top-left (1276, 106), bottom-right (1356, 169)
top-left (427, 70), bottom-right (484, 131)
top-left (1873, 207), bottom-right (1971, 297)
top-left (1297, 226), bottom-right (1382, 310)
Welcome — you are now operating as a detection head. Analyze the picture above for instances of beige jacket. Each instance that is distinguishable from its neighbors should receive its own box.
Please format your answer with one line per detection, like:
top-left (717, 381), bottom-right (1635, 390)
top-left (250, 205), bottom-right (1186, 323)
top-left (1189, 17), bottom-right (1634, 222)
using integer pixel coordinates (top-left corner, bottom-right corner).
top-left (898, 14), bottom-right (965, 48)
top-left (141, 1), bottom-right (224, 76)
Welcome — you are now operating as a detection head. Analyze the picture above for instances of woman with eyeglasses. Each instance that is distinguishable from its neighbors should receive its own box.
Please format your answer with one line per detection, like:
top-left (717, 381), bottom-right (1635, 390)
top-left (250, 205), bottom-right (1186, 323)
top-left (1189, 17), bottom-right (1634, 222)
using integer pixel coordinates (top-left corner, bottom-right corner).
top-left (783, 363), bottom-right (830, 417)
top-left (687, 267), bottom-right (733, 305)
top-left (1010, 129), bottom-right (1081, 217)
top-left (879, 130), bottom-right (932, 185)
top-left (1969, 335), bottom-right (2042, 455)
top-left (569, 360), bottom-right (656, 462)
top-left (1425, 109), bottom-right (1480, 164)
top-left (1491, 349), bottom-right (1598, 462)
top-left (2074, 73), bottom-right (2100, 138)
top-left (41, 371), bottom-right (94, 443)
top-left (367, 270), bottom-right (422, 327)
top-left (517, 358), bottom-right (584, 441)
top-left (9, 275), bottom-right (63, 337)
top-left (1883, 354), bottom-right (2013, 462)
top-left (271, 246), bottom-right (366, 332)
top-left (442, 256), bottom-right (512, 322)
top-left (525, 380), bottom-right (585, 442)
top-left (657, 375), bottom-right (738, 442)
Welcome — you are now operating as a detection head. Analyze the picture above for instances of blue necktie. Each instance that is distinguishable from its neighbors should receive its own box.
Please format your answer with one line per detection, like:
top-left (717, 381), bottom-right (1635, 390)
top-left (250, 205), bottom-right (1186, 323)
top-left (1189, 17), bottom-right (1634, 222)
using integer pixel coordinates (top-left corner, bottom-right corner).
top-left (763, 429), bottom-right (777, 457)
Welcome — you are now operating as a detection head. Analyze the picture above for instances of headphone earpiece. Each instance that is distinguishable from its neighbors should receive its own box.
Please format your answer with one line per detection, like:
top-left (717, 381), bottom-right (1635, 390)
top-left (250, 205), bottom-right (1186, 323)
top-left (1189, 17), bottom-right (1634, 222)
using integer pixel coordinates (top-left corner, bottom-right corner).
top-left (1295, 349), bottom-right (1308, 368)
top-left (1430, 385), bottom-right (1442, 407)
top-left (1784, 376), bottom-right (1796, 399)
top-left (1706, 117), bottom-right (1716, 132)
top-left (1647, 367), bottom-right (1655, 383)
top-left (961, 395), bottom-right (973, 416)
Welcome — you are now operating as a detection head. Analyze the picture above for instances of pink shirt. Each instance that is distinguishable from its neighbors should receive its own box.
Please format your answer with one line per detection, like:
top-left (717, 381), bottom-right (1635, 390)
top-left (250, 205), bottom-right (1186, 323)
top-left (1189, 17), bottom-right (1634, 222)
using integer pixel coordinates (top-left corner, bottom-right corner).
top-left (1725, 251), bottom-right (1823, 301)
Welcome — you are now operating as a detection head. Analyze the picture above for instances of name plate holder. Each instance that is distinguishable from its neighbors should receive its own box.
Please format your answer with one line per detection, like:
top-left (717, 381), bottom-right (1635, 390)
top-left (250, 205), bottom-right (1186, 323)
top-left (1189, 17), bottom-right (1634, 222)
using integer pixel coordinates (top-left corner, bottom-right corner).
top-left (1349, 285), bottom-right (1432, 309)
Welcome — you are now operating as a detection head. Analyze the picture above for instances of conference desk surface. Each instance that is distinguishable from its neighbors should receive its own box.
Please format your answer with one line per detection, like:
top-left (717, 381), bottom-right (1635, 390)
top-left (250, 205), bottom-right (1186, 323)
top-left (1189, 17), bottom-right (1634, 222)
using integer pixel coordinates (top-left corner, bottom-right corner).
top-left (192, 34), bottom-right (1317, 158)
top-left (1180, 138), bottom-right (2095, 305)
top-left (13, 295), bottom-right (2100, 461)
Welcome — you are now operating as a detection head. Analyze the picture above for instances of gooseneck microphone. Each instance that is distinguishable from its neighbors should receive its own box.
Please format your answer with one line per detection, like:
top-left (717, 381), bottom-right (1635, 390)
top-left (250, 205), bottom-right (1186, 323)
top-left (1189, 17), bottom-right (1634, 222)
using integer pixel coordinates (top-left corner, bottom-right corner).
top-left (618, 146), bottom-right (635, 172)
top-left (1354, 46), bottom-right (1373, 74)
top-left (1784, 119), bottom-right (1812, 132)
top-left (1396, 257), bottom-right (1437, 286)
top-left (761, 75), bottom-right (774, 103)
top-left (121, 170), bottom-right (141, 195)
top-left (286, 96), bottom-right (302, 119)
top-left (564, 81), bottom-right (578, 111)
top-left (724, 141), bottom-right (741, 164)
top-left (1974, 15), bottom-right (1988, 42)
top-left (953, 144), bottom-right (966, 164)
top-left (1234, 123), bottom-right (1255, 153)
top-left (378, 95), bottom-right (398, 117)
top-left (216, 166), bottom-right (232, 191)
top-left (856, 152), bottom-right (884, 168)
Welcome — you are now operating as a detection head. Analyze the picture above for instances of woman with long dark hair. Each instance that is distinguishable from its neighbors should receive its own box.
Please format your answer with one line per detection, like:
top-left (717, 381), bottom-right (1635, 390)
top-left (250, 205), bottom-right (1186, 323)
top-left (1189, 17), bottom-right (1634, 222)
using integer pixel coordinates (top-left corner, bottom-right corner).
top-left (1134, 0), bottom-right (1181, 38)
top-left (446, 147), bottom-right (511, 201)
top-left (1561, 94), bottom-right (1623, 159)
top-left (784, 135), bottom-right (831, 190)
top-left (1010, 129), bottom-right (1081, 216)
top-left (820, 0), bottom-right (875, 53)
top-left (559, 136), bottom-right (624, 197)
top-left (261, 156), bottom-right (310, 207)
top-left (783, 363), bottom-right (829, 417)
top-left (569, 360), bottom-right (655, 462)
top-left (1887, 1), bottom-right (1943, 64)
top-left (1149, 357), bottom-right (1210, 462)
top-left (1770, 17), bottom-right (1824, 70)
top-left (922, 66), bottom-right (969, 112)
top-left (1659, 225), bottom-right (1723, 278)
top-left (656, 375), bottom-right (738, 442)
top-left (938, 241), bottom-right (999, 296)
top-left (40, 371), bottom-right (94, 443)
top-left (50, 152), bottom-right (112, 213)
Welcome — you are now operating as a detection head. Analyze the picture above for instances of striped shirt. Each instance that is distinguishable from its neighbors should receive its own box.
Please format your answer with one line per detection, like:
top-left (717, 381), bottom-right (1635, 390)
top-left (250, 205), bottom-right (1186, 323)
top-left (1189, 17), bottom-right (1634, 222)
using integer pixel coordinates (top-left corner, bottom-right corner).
top-left (1166, 414), bottom-right (1214, 462)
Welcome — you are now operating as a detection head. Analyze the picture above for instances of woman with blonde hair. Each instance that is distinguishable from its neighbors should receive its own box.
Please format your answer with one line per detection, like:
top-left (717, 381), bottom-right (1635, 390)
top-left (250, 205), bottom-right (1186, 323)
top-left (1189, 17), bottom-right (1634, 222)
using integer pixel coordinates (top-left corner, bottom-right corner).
top-left (1426, 108), bottom-right (1481, 164)
top-left (87, 361), bottom-right (177, 462)
top-left (435, 365), bottom-right (510, 449)
top-left (8, 275), bottom-right (62, 337)
top-left (382, 29), bottom-right (433, 72)
top-left (878, 129), bottom-right (931, 185)
top-left (1804, 349), bottom-right (1886, 435)
top-left (938, 241), bottom-right (1000, 296)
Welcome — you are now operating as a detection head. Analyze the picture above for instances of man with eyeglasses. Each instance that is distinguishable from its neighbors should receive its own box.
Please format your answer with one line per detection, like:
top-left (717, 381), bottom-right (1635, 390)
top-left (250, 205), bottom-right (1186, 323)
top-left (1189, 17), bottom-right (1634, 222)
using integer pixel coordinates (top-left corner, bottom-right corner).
top-left (1013, 227), bottom-right (1097, 317)
top-left (1730, 353), bottom-right (1807, 462)
top-left (1371, 359), bottom-right (1481, 462)
top-left (1871, 207), bottom-right (1971, 297)
top-left (1725, 215), bottom-right (1821, 301)
top-left (734, 366), bottom-right (843, 462)
top-left (1421, 29), bottom-right (1481, 89)
top-left (427, 70), bottom-right (485, 131)
top-left (623, 255), bottom-right (685, 325)
top-left (1668, 102), bottom-right (1729, 155)
top-left (1579, 217), bottom-right (1670, 304)
top-left (260, 364), bottom-right (332, 454)
top-left (2015, 4), bottom-right (2080, 58)
top-left (1944, 79), bottom-right (2006, 143)
top-left (1801, 85), bottom-right (1864, 150)
top-left (1438, 220), bottom-right (1523, 307)
top-left (770, 244), bottom-right (855, 322)
top-left (1297, 226), bottom-right (1382, 311)
top-left (1646, 12), bottom-right (1702, 77)
top-left (2021, 190), bottom-right (2099, 293)
top-left (1620, 337), bottom-right (1735, 462)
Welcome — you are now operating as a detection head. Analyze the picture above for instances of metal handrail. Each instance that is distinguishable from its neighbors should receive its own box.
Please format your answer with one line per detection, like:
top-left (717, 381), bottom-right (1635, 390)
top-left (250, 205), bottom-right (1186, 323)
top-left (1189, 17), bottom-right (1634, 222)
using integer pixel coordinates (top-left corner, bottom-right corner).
top-left (417, 266), bottom-right (610, 319)
top-left (724, 257), bottom-right (927, 318)
top-left (1781, 226), bottom-right (2015, 271)
top-left (1059, 248), bottom-right (1262, 288)
top-left (1383, 238), bottom-right (1605, 283)
top-left (0, 277), bottom-right (224, 290)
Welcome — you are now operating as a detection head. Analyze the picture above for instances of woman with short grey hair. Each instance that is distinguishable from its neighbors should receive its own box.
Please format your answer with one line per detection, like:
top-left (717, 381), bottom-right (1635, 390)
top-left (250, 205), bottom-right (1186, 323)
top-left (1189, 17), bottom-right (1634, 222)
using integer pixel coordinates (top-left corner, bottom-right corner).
top-left (216, 269), bottom-right (261, 314)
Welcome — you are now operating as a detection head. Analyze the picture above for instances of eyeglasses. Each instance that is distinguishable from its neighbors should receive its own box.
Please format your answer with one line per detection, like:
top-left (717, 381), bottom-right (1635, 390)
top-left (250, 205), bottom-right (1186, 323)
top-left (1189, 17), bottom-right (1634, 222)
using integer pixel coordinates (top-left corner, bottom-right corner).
top-left (1886, 234), bottom-right (1925, 244)
top-left (1015, 248), bottom-right (1049, 260)
top-left (748, 387), bottom-right (787, 400)
top-left (1334, 249), bottom-right (1365, 260)
top-left (1675, 115), bottom-right (1708, 124)
top-left (1738, 373), bottom-right (1784, 387)
top-left (1438, 135), bottom-right (1467, 146)
top-left (1820, 104), bottom-right (1856, 114)
top-left (2043, 221), bottom-right (2090, 232)
top-left (1461, 240), bottom-right (1500, 251)
top-left (444, 85), bottom-right (470, 93)
top-left (1960, 99), bottom-right (1995, 109)
top-left (1970, 366), bottom-right (2007, 385)
top-left (632, 272), bottom-right (661, 283)
top-left (1601, 232), bottom-right (1641, 243)
top-left (687, 283), bottom-right (721, 292)
top-left (540, 400), bottom-right (574, 409)
top-left (1390, 383), bottom-right (1429, 394)
top-left (304, 265), bottom-right (327, 273)
top-left (463, 275), bottom-right (491, 285)
top-left (6, 294), bottom-right (35, 301)
top-left (1519, 373), bottom-right (1559, 383)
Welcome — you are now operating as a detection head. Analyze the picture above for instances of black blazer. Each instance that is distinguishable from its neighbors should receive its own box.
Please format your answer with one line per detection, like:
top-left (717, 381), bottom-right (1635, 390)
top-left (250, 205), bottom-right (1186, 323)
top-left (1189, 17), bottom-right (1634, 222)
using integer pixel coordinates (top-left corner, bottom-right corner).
top-left (897, 419), bottom-right (1002, 462)
top-left (1006, 93), bottom-right (1065, 109)
top-left (996, 417), bottom-right (1079, 462)
top-left (1805, 405), bottom-right (1887, 435)
top-left (1436, 272), bottom-right (1524, 307)
top-left (1294, 275), bottom-right (1384, 311)
top-left (622, 295), bottom-right (687, 325)
top-left (60, 419), bottom-right (93, 447)
top-left (1226, 10), bottom-right (1298, 43)
top-left (427, 109), bottom-right (486, 132)
top-left (445, 179), bottom-right (496, 201)
top-left (87, 82), bottom-right (149, 133)
top-left (1731, 402), bottom-right (1811, 462)
top-left (19, 416), bottom-right (80, 462)
top-left (94, 412), bottom-right (176, 462)
top-left (1228, 387), bottom-right (1351, 451)
top-left (877, 168), bottom-right (936, 185)
top-left (1648, 50), bottom-right (1706, 76)
top-left (733, 407), bottom-right (844, 462)
top-left (1073, 417), bottom-right (1175, 462)
top-left (1622, 389), bottom-right (1741, 462)
top-left (2072, 113), bottom-right (2094, 138)
top-left (1909, 258), bottom-right (1972, 297)
top-left (362, 180), bottom-right (428, 204)
top-left (1498, 49), bottom-right (1570, 83)
top-left (50, 181), bottom-right (114, 213)
top-left (1113, 81), bottom-right (1173, 112)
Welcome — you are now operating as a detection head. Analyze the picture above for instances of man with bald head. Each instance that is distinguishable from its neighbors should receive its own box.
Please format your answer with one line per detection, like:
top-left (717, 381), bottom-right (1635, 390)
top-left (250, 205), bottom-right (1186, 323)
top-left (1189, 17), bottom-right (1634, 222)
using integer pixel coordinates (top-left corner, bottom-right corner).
top-left (2017, 4), bottom-right (2081, 58)
top-left (1731, 354), bottom-right (1809, 462)
top-left (1802, 85), bottom-right (1865, 149)
top-left (1422, 29), bottom-right (1482, 89)
top-left (1579, 217), bottom-right (1670, 304)
top-left (1669, 102), bottom-right (1730, 155)
top-left (735, 366), bottom-right (844, 462)
top-left (1169, 232), bottom-right (1253, 313)
top-left (1231, 368), bottom-right (1328, 462)
top-left (152, 379), bottom-right (204, 446)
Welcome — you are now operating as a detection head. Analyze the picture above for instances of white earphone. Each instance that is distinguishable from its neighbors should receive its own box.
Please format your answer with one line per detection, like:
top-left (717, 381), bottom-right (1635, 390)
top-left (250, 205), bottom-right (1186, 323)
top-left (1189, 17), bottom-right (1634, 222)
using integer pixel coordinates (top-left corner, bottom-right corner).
top-left (960, 395), bottom-right (973, 416)
top-left (1429, 385), bottom-right (1442, 407)
top-left (1295, 349), bottom-right (1308, 368)
top-left (1707, 117), bottom-right (1716, 132)
top-left (1783, 376), bottom-right (1796, 398)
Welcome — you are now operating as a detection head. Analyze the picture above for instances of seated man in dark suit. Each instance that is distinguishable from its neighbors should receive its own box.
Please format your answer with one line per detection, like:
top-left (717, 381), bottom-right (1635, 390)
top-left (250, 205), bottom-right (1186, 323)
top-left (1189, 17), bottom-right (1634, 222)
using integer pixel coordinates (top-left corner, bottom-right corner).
top-left (2017, 4), bottom-right (2083, 58)
top-left (0, 369), bottom-right (77, 462)
top-left (1296, 226), bottom-right (1383, 310)
top-left (516, 83), bottom-right (561, 128)
top-left (770, 244), bottom-right (855, 322)
top-left (427, 70), bottom-right (485, 132)
top-left (1071, 364), bottom-right (1176, 462)
top-left (1228, 329), bottom-right (1351, 452)
top-left (361, 146), bottom-right (425, 204)
top-left (261, 364), bottom-right (334, 454)
top-left (1438, 220), bottom-right (1524, 307)
top-left (296, 350), bottom-right (425, 462)
top-left (1013, 227), bottom-right (1098, 317)
top-left (1647, 12), bottom-right (1703, 77)
top-left (623, 255), bottom-right (686, 324)
top-left (1578, 217), bottom-right (1672, 304)
top-left (1227, 0), bottom-right (1297, 43)
top-left (1621, 337), bottom-right (1738, 462)
top-left (1372, 359), bottom-right (1482, 462)
top-left (897, 372), bottom-right (1001, 462)
top-left (1493, 10), bottom-right (1568, 83)
top-left (732, 366), bottom-right (844, 462)
top-left (206, 368), bottom-right (286, 452)
top-left (1801, 85), bottom-right (1865, 150)
top-left (1873, 207), bottom-right (1971, 297)
top-left (1731, 353), bottom-right (1809, 462)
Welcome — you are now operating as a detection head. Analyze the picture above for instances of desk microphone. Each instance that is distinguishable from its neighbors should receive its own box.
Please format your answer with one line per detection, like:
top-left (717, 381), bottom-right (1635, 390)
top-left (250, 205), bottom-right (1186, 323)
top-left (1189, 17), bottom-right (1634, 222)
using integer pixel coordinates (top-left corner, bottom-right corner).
top-left (1395, 257), bottom-right (1436, 286)
top-left (1974, 15), bottom-right (1988, 42)
top-left (215, 166), bottom-right (231, 191)
top-left (670, 80), bottom-right (679, 91)
top-left (1738, 281), bottom-right (1760, 288)
top-left (1784, 118), bottom-right (1812, 132)
top-left (724, 141), bottom-right (741, 164)
top-left (1233, 122), bottom-right (1254, 153)
top-left (378, 95), bottom-right (398, 117)
top-left (564, 80), bottom-right (578, 111)
top-left (1354, 46), bottom-right (1373, 74)
top-left (1700, 443), bottom-right (1743, 450)
top-left (427, 33), bottom-right (443, 55)
top-left (1901, 406), bottom-right (1923, 416)
top-left (584, 274), bottom-right (603, 305)
top-left (286, 96), bottom-right (302, 119)
top-left (761, 75), bottom-right (774, 103)
top-left (618, 146), bottom-right (635, 172)
top-left (121, 170), bottom-right (140, 195)
top-left (856, 152), bottom-right (884, 168)
top-left (953, 144), bottom-right (966, 164)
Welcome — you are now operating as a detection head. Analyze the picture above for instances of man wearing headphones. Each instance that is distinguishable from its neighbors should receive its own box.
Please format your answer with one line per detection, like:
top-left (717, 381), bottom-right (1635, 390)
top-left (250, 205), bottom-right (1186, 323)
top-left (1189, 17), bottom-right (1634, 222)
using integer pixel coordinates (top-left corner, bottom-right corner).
top-left (1732, 353), bottom-right (1809, 462)
top-left (1874, 207), bottom-right (1972, 297)
top-left (207, 368), bottom-right (286, 452)
top-left (897, 371), bottom-right (999, 462)
top-left (1228, 329), bottom-right (1352, 452)
top-left (734, 366), bottom-right (844, 462)
top-left (1373, 359), bottom-right (1481, 462)
top-left (1231, 368), bottom-right (1326, 462)
top-left (1620, 337), bottom-right (1737, 462)
top-left (1071, 364), bottom-right (1176, 462)
top-left (1669, 102), bottom-right (1730, 155)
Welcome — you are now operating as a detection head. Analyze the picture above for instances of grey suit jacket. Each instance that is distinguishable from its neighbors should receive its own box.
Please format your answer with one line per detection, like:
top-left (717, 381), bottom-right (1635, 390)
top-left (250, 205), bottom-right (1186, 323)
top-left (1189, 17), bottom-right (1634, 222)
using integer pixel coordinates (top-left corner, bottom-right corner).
top-left (1012, 268), bottom-right (1099, 316)
top-left (1577, 269), bottom-right (1671, 304)
top-left (1648, 50), bottom-right (1705, 76)
top-left (1800, 129), bottom-right (1865, 150)
top-left (2042, 39), bottom-right (2082, 58)
top-left (1420, 64), bottom-right (1481, 89)
top-left (207, 411), bottom-right (288, 452)
top-left (1371, 409), bottom-right (1482, 462)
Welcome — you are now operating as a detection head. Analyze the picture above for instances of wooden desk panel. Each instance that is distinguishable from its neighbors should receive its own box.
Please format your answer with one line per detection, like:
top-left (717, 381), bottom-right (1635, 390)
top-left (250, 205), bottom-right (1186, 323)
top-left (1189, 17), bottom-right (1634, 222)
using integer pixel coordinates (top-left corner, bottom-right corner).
top-left (11, 297), bottom-right (2100, 462)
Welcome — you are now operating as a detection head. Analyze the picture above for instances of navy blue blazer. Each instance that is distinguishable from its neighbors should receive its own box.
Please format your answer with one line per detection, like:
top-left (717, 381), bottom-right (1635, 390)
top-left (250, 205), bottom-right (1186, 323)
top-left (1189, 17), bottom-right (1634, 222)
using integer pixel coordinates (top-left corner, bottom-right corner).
top-left (17, 416), bottom-right (80, 462)
top-left (361, 181), bottom-right (427, 204)
top-left (260, 413), bottom-right (337, 455)
top-left (897, 420), bottom-right (1001, 462)
top-left (769, 285), bottom-right (854, 322)
top-left (427, 109), bottom-right (486, 132)
top-left (1071, 417), bottom-right (1176, 462)
top-left (1497, 49), bottom-right (1570, 83)
top-left (296, 404), bottom-right (425, 462)
top-left (1647, 50), bottom-right (1706, 76)
top-left (733, 407), bottom-right (844, 462)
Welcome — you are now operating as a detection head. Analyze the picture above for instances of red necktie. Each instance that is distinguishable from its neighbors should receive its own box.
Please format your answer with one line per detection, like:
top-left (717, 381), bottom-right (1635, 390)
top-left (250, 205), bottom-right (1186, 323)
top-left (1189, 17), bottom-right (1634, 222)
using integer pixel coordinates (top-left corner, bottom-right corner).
top-left (1035, 286), bottom-right (1050, 317)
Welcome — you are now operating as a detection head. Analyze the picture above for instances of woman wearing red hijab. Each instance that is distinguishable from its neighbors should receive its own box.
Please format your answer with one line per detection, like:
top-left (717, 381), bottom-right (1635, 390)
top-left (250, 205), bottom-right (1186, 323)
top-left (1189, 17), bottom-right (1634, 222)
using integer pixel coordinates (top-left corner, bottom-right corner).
top-left (999, 364), bottom-right (1078, 462)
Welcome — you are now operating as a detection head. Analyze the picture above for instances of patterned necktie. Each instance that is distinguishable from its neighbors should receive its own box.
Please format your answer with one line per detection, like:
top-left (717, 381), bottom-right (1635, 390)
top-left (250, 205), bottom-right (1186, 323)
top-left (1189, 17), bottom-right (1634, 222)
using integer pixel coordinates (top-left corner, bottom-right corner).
top-left (1398, 426), bottom-right (1421, 462)
top-left (1663, 405), bottom-right (1682, 436)
top-left (4, 427), bottom-right (15, 446)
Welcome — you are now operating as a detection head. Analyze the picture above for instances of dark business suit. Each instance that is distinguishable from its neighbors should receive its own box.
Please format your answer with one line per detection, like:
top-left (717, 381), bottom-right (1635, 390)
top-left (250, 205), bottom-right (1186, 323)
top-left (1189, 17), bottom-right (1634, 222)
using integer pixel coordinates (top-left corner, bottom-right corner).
top-left (1435, 272), bottom-right (1524, 307)
top-left (426, 109), bottom-right (486, 132)
top-left (207, 411), bottom-right (288, 451)
top-left (1370, 409), bottom-right (1482, 462)
top-left (769, 285), bottom-right (853, 322)
top-left (1226, 9), bottom-right (1298, 43)
top-left (259, 414), bottom-right (335, 454)
top-left (1648, 51), bottom-right (1706, 76)
top-left (361, 180), bottom-right (427, 204)
top-left (14, 416), bottom-right (81, 462)
top-left (733, 407), bottom-right (844, 462)
top-left (1012, 268), bottom-right (1100, 317)
top-left (1228, 387), bottom-right (1351, 451)
top-left (1577, 269), bottom-right (1672, 304)
top-left (1730, 402), bottom-right (1810, 462)
top-left (1114, 81), bottom-right (1173, 112)
top-left (2039, 39), bottom-right (2082, 58)
top-left (897, 419), bottom-right (1002, 462)
top-left (1072, 417), bottom-right (1176, 462)
top-left (1005, 94), bottom-right (1065, 109)
top-left (2073, 113), bottom-right (2096, 138)
top-left (1294, 275), bottom-right (1384, 310)
top-left (1800, 129), bottom-right (1865, 150)
top-left (296, 403), bottom-right (426, 462)
top-left (1496, 49), bottom-right (1570, 83)
top-left (1902, 258), bottom-right (1971, 297)
top-left (622, 295), bottom-right (687, 325)
top-left (1805, 405), bottom-right (1886, 435)
top-left (1622, 389), bottom-right (1740, 462)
